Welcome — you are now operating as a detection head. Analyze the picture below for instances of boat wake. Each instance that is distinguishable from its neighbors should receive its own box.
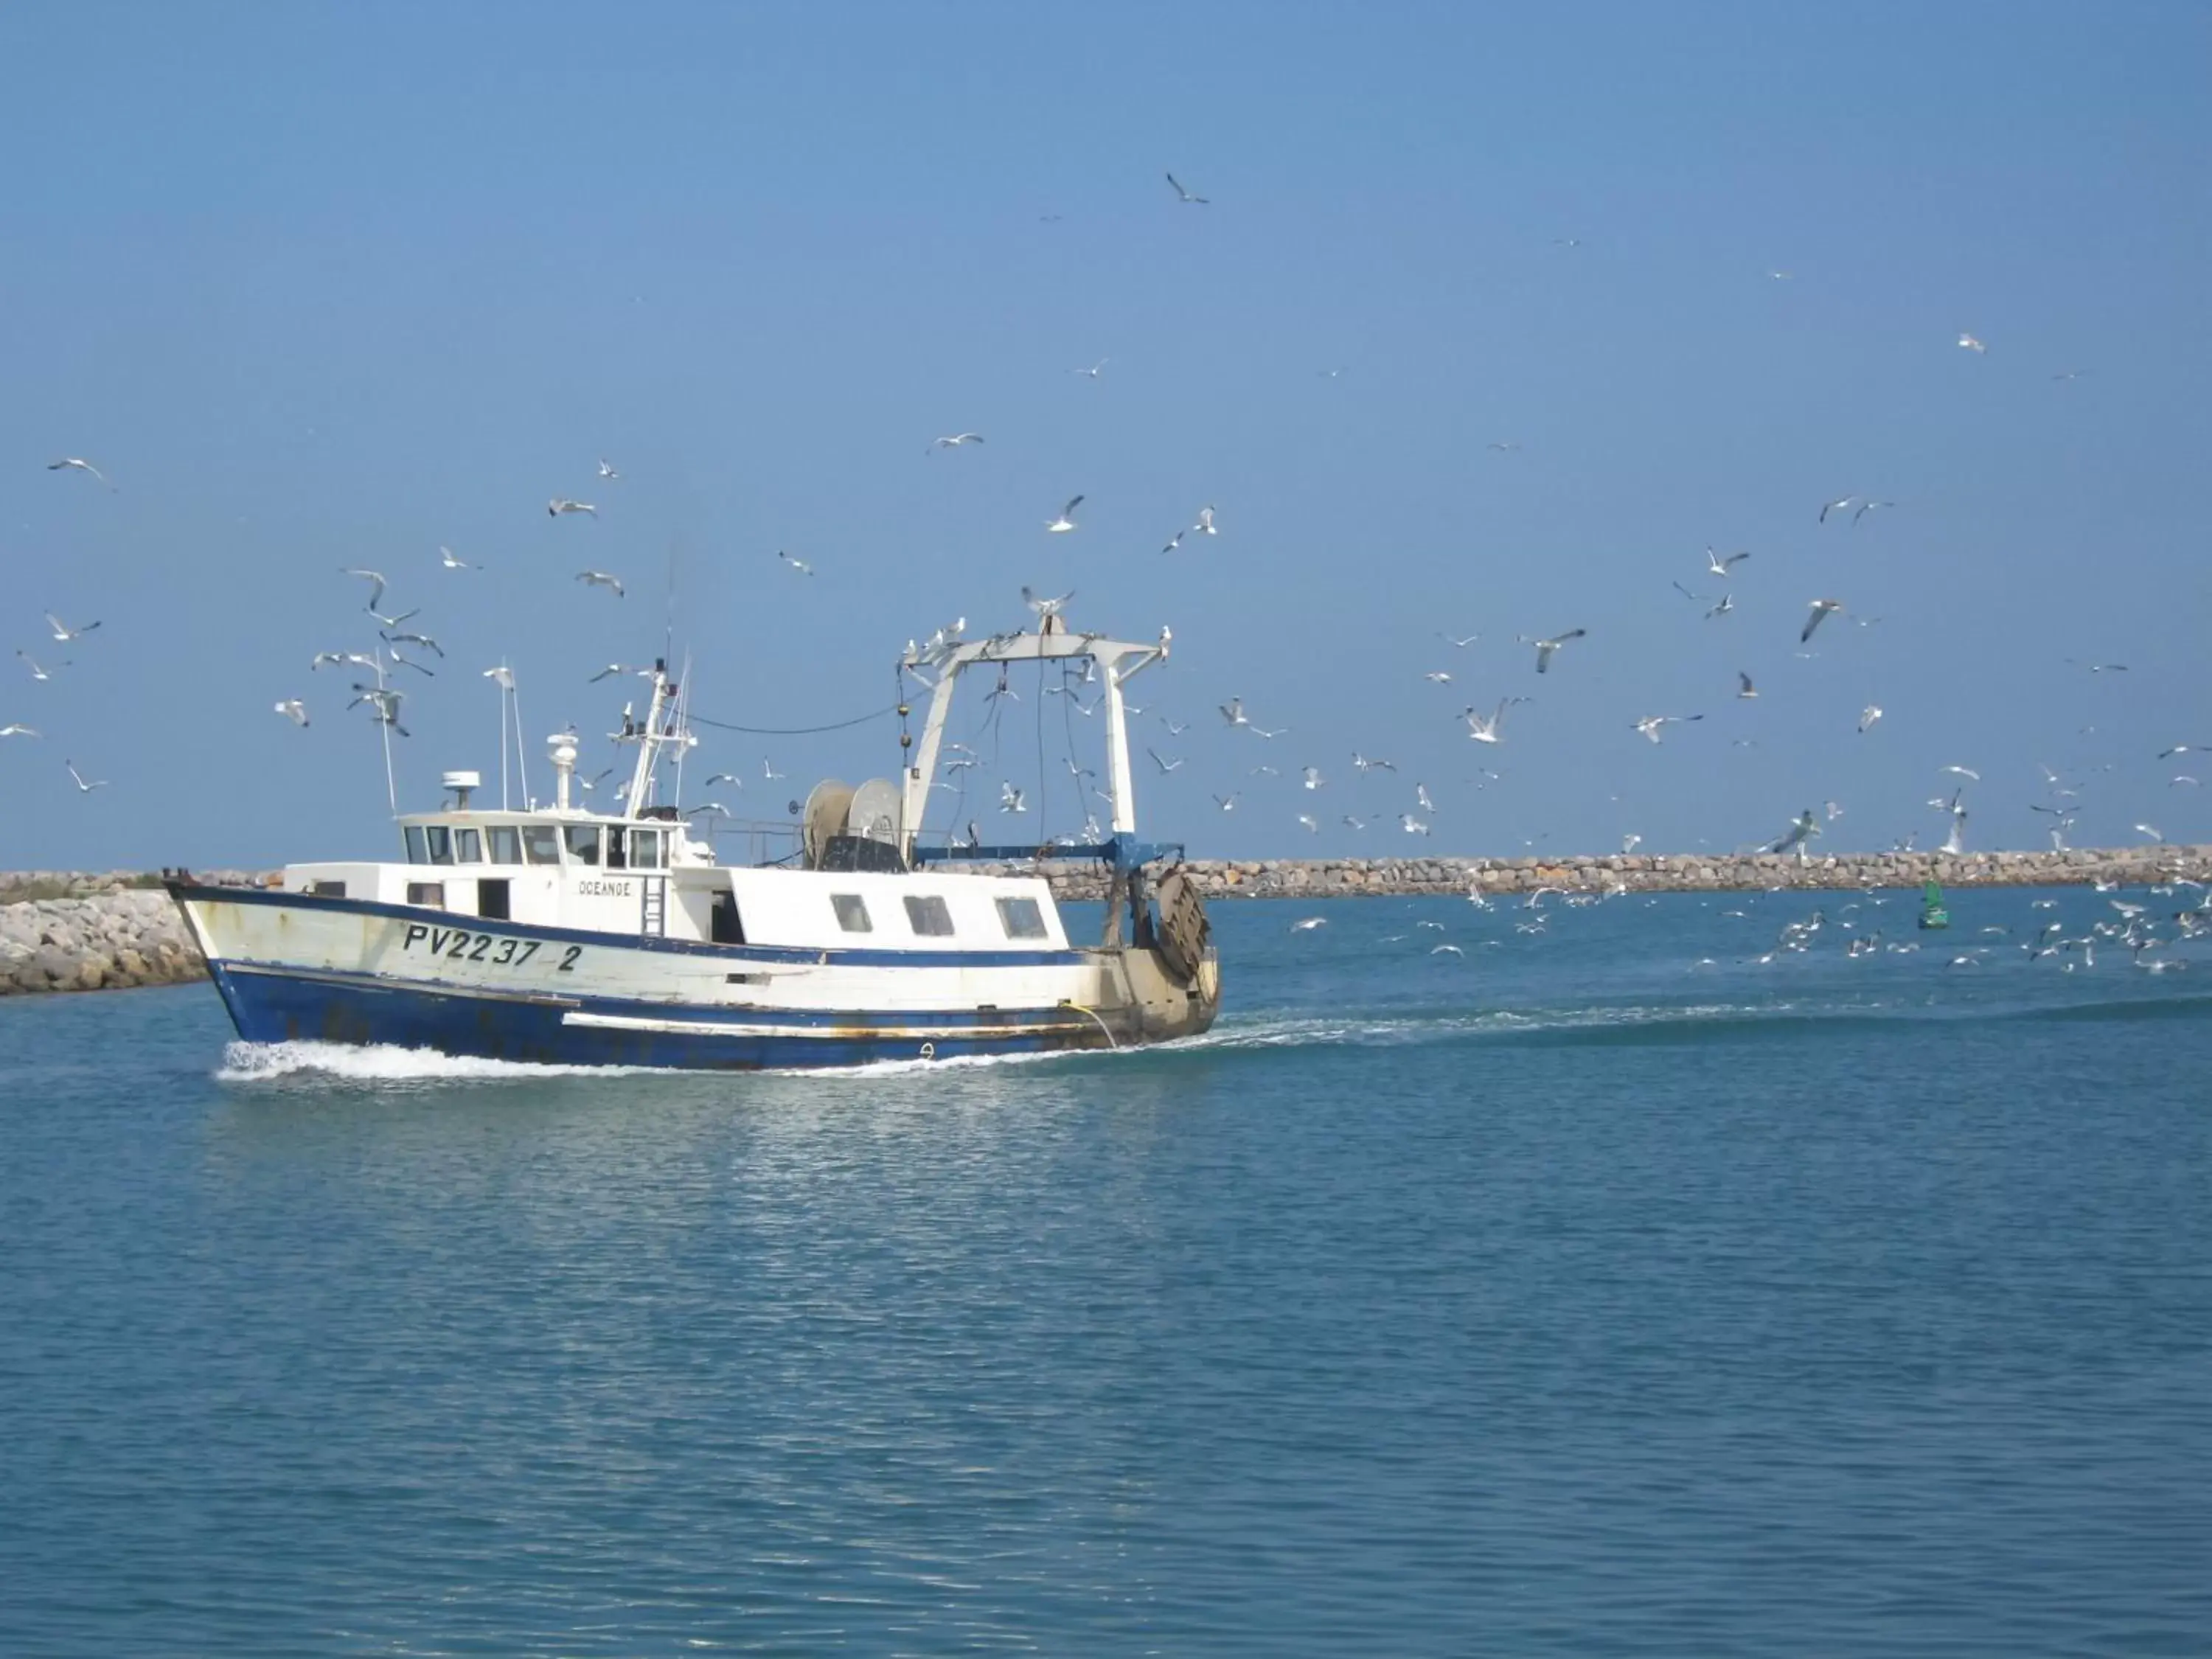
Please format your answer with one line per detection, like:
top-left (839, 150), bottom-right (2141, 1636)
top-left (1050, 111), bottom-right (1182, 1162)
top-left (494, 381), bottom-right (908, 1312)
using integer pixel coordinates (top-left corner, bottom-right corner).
top-left (215, 1040), bottom-right (656, 1085)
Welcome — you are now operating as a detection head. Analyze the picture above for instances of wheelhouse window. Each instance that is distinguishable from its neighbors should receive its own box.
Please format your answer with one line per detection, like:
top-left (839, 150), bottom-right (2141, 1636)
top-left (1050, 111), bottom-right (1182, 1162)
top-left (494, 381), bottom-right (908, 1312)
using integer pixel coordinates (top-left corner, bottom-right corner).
top-left (902, 894), bottom-right (954, 937)
top-left (995, 897), bottom-right (1048, 940)
top-left (831, 894), bottom-right (872, 933)
top-left (630, 828), bottom-right (662, 869)
top-left (425, 825), bottom-right (454, 866)
top-left (455, 827), bottom-right (483, 863)
top-left (565, 825), bottom-right (602, 866)
top-left (605, 827), bottom-right (627, 869)
top-left (406, 881), bottom-right (445, 908)
top-left (403, 825), bottom-right (428, 864)
top-left (523, 825), bottom-right (561, 865)
top-left (487, 825), bottom-right (523, 866)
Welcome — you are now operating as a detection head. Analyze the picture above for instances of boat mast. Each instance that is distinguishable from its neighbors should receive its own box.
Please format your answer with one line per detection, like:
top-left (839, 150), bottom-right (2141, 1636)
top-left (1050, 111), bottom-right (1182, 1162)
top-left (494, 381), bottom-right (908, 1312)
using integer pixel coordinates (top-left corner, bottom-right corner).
top-left (613, 661), bottom-right (695, 816)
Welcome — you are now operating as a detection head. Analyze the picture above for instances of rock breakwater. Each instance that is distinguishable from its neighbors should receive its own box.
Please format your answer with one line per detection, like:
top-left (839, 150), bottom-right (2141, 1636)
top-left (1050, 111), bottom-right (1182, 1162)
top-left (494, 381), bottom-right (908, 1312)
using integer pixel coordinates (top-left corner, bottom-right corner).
top-left (0, 872), bottom-right (262, 997)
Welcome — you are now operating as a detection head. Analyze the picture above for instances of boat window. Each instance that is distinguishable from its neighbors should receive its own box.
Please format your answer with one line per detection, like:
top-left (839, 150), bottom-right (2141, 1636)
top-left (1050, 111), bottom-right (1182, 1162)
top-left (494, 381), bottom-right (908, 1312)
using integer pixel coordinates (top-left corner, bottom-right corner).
top-left (425, 825), bottom-right (454, 866)
top-left (487, 825), bottom-right (523, 866)
top-left (455, 827), bottom-right (482, 863)
top-left (477, 878), bottom-right (511, 921)
top-left (403, 825), bottom-right (428, 864)
top-left (565, 825), bottom-right (602, 866)
top-left (305, 880), bottom-right (347, 898)
top-left (406, 881), bottom-right (445, 909)
top-left (605, 827), bottom-right (627, 869)
top-left (523, 824), bottom-right (561, 865)
top-left (711, 888), bottom-right (745, 944)
top-left (995, 897), bottom-right (1048, 940)
top-left (903, 894), bottom-right (955, 937)
top-left (630, 828), bottom-right (662, 869)
top-left (831, 894), bottom-right (872, 933)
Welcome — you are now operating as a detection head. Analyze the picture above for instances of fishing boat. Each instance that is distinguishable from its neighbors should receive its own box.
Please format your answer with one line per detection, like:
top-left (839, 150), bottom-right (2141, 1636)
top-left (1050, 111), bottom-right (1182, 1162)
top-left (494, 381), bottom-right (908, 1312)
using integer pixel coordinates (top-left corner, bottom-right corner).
top-left (1918, 879), bottom-right (1950, 931)
top-left (170, 612), bottom-right (1220, 1068)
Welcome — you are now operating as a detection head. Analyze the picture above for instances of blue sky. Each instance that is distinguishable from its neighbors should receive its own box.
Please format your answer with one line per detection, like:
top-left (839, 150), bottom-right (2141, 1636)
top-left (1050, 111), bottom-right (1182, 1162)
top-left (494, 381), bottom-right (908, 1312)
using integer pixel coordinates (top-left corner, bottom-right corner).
top-left (3, 1), bottom-right (2207, 869)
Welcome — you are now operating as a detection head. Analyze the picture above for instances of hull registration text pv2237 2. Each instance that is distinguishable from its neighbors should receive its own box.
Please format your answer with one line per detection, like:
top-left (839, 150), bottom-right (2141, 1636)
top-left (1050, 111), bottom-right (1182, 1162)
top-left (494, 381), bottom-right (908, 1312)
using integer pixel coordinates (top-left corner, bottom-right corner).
top-left (403, 922), bottom-right (582, 973)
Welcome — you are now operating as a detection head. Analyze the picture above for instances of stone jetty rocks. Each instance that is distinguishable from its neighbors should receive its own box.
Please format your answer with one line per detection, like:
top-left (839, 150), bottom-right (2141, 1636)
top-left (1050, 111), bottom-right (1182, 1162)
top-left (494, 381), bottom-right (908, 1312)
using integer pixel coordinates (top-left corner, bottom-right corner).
top-left (0, 850), bottom-right (2205, 997)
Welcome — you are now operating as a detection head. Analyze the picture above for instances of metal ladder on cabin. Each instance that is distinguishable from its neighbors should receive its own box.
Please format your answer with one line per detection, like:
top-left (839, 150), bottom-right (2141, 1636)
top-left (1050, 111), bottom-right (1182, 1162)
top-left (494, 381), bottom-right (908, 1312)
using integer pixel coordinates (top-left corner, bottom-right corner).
top-left (640, 876), bottom-right (667, 937)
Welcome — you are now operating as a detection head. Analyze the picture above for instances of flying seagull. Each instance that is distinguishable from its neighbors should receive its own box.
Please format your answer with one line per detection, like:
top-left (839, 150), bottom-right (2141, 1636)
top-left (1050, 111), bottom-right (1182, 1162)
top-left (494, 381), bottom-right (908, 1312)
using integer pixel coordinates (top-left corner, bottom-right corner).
top-left (481, 665), bottom-right (516, 691)
top-left (1957, 333), bottom-right (1986, 353)
top-left (1147, 748), bottom-right (1184, 773)
top-left (597, 459), bottom-right (620, 479)
top-left (1068, 358), bottom-right (1107, 380)
top-left (1045, 495), bottom-right (1084, 533)
top-left (1706, 548), bottom-right (1750, 576)
top-left (313, 651), bottom-right (378, 672)
top-left (339, 568), bottom-right (389, 612)
top-left (17, 651), bottom-right (60, 681)
top-left (1852, 498), bottom-right (1894, 525)
top-left (0, 723), bottom-right (40, 737)
top-left (1858, 705), bottom-right (1882, 734)
top-left (44, 613), bottom-right (100, 642)
top-left (273, 699), bottom-right (310, 727)
top-left (1023, 586), bottom-right (1073, 623)
top-left (589, 663), bottom-right (647, 684)
top-left (928, 433), bottom-right (985, 454)
top-left (576, 570), bottom-right (625, 598)
top-left (1440, 632), bottom-right (1479, 648)
top-left (1219, 697), bottom-right (1249, 728)
top-left (1634, 714), bottom-right (1705, 744)
top-left (1302, 766), bottom-right (1326, 790)
top-left (1462, 698), bottom-right (1527, 744)
top-left (548, 498), bottom-right (597, 518)
top-left (1801, 599), bottom-right (1843, 643)
top-left (46, 458), bottom-right (112, 488)
top-left (1526, 629), bottom-right (1587, 673)
top-left (1165, 171), bottom-right (1209, 205)
top-left (381, 627), bottom-right (444, 658)
top-left (438, 546), bottom-right (477, 569)
top-left (1818, 495), bottom-right (1858, 524)
top-left (1770, 808), bottom-right (1820, 855)
top-left (1736, 671), bottom-right (1757, 699)
top-left (65, 759), bottom-right (108, 793)
top-left (778, 549), bottom-right (813, 576)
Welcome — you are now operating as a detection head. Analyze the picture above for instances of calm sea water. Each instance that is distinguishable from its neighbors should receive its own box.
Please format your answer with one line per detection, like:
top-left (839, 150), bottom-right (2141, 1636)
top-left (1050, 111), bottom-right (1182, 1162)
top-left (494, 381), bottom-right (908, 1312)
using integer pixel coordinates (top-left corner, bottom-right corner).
top-left (3, 888), bottom-right (2209, 1656)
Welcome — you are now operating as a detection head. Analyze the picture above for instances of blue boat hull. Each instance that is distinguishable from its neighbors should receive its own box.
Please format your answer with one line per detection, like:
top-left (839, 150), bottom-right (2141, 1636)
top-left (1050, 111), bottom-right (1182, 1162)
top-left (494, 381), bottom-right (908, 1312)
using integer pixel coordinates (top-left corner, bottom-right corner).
top-left (208, 964), bottom-right (1115, 1071)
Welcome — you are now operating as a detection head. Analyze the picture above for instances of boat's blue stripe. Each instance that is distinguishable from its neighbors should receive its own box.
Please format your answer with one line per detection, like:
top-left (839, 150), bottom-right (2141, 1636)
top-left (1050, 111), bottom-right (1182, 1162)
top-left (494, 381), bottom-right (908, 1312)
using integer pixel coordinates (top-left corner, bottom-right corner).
top-left (170, 882), bottom-right (1086, 969)
top-left (205, 964), bottom-right (1107, 1070)
top-left (215, 959), bottom-right (1087, 1032)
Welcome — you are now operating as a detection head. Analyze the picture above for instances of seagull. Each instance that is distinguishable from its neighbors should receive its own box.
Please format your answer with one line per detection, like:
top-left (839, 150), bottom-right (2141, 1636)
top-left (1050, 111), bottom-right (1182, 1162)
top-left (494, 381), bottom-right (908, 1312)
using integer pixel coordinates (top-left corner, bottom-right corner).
top-left (437, 545), bottom-right (476, 569)
top-left (1705, 594), bottom-right (1734, 620)
top-left (1770, 809), bottom-right (1820, 855)
top-left (1486, 441), bottom-right (1522, 452)
top-left (1291, 916), bottom-right (1327, 931)
top-left (1161, 717), bottom-right (1190, 736)
top-left (339, 568), bottom-right (389, 612)
top-left (366, 602), bottom-right (420, 630)
top-left (1801, 599), bottom-right (1843, 643)
top-left (1045, 495), bottom-right (1084, 533)
top-left (1824, 800), bottom-right (1845, 821)
top-left (1220, 698), bottom-right (1249, 728)
top-left (1634, 714), bottom-right (1704, 744)
top-left (703, 773), bottom-right (746, 789)
top-left (549, 498), bottom-right (597, 518)
top-left (1296, 814), bottom-right (1319, 834)
top-left (1165, 171), bottom-right (1209, 204)
top-left (0, 723), bottom-right (39, 737)
top-left (1430, 942), bottom-right (1464, 956)
top-left (482, 665), bottom-right (515, 690)
top-left (1851, 498), bottom-right (1894, 525)
top-left (2157, 744), bottom-right (2208, 759)
top-left (589, 664), bottom-right (650, 684)
top-left (928, 433), bottom-right (985, 454)
top-left (46, 457), bottom-right (113, 487)
top-left (597, 459), bottom-right (620, 479)
top-left (1818, 495), bottom-right (1858, 524)
top-left (576, 570), bottom-right (625, 598)
top-left (1213, 793), bottom-right (1238, 813)
top-left (2135, 824), bottom-right (2165, 842)
top-left (1526, 629), bottom-right (1586, 673)
top-left (16, 651), bottom-right (58, 681)
top-left (383, 644), bottom-right (436, 678)
top-left (43, 613), bottom-right (100, 642)
top-left (1858, 705), bottom-right (1882, 734)
top-left (1440, 633), bottom-right (1480, 648)
top-left (1068, 358), bottom-right (1107, 380)
top-left (1736, 671), bottom-right (1757, 699)
top-left (684, 802), bottom-right (731, 819)
top-left (1249, 725), bottom-right (1287, 740)
top-left (1422, 670), bottom-right (1453, 684)
top-left (1415, 783), bottom-right (1436, 813)
top-left (1193, 505), bottom-right (1217, 537)
top-left (1957, 333), bottom-right (1986, 353)
top-left (1160, 529), bottom-right (1186, 555)
top-left (64, 759), bottom-right (108, 792)
top-left (1942, 765), bottom-right (1981, 782)
top-left (273, 699), bottom-right (309, 727)
top-left (1352, 752), bottom-right (1397, 771)
top-left (313, 651), bottom-right (378, 672)
top-left (1147, 748), bottom-right (1185, 773)
top-left (377, 629), bottom-right (442, 659)
top-left (1023, 585), bottom-right (1074, 623)
top-left (1401, 815), bottom-right (1431, 835)
top-left (1342, 815), bottom-right (1366, 830)
top-left (762, 759), bottom-right (787, 781)
top-left (1706, 549), bottom-right (1751, 576)
top-left (1302, 766), bottom-right (1326, 790)
top-left (1462, 698), bottom-right (1526, 744)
